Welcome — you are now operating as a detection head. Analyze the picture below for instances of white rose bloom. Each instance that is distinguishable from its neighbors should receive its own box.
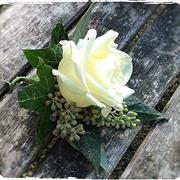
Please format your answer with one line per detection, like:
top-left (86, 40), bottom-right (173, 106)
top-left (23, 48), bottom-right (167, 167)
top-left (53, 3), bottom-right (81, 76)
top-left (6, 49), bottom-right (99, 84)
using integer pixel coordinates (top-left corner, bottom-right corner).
top-left (52, 29), bottom-right (134, 117)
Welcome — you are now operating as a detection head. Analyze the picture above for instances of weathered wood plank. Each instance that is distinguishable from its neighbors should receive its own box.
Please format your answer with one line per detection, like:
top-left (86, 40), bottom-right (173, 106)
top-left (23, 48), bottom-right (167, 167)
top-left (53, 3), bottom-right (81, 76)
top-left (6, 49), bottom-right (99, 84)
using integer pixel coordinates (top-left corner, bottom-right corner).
top-left (0, 2), bottom-right (89, 97)
top-left (33, 3), bottom-right (180, 179)
top-left (121, 85), bottom-right (180, 179)
top-left (0, 2), bottom-right (157, 178)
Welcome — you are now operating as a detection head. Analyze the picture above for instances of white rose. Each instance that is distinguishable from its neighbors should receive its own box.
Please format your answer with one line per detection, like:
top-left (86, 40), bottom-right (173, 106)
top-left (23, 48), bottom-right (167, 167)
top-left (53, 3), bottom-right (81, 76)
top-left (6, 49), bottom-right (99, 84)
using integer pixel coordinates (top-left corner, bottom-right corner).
top-left (52, 29), bottom-right (134, 117)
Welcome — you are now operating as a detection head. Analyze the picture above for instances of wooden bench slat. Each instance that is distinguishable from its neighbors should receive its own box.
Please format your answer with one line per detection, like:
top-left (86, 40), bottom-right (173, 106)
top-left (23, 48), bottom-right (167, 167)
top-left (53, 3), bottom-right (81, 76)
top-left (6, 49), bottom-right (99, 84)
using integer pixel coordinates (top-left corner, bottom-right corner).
top-left (0, 2), bottom-right (88, 97)
top-left (121, 85), bottom-right (180, 179)
top-left (0, 2), bottom-right (157, 178)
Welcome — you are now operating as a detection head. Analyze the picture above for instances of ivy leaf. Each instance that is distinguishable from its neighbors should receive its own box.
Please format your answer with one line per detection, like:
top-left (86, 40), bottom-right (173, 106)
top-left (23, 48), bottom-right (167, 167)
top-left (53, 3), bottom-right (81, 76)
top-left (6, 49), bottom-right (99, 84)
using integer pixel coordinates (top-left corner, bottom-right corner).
top-left (125, 96), bottom-right (168, 124)
top-left (68, 125), bottom-right (108, 175)
top-left (18, 58), bottom-right (56, 143)
top-left (71, 3), bottom-right (95, 43)
top-left (36, 107), bottom-right (54, 143)
top-left (23, 18), bottom-right (68, 69)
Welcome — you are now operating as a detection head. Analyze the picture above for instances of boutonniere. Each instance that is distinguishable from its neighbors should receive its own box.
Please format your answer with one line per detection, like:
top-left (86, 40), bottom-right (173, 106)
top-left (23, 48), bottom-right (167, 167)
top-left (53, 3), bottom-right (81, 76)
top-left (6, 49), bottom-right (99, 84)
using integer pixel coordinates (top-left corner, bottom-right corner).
top-left (9, 4), bottom-right (167, 175)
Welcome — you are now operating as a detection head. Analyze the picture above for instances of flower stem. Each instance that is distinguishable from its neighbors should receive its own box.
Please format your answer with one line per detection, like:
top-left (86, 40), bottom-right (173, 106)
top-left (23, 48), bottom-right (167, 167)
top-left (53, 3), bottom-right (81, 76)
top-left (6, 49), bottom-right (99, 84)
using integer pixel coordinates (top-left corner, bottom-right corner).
top-left (0, 76), bottom-right (39, 92)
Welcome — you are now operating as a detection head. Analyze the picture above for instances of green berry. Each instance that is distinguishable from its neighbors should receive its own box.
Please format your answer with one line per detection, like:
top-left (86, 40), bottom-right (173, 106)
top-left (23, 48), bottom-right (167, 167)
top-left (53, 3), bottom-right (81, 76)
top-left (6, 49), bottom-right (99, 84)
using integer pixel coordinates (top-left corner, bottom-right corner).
top-left (79, 130), bottom-right (85, 135)
top-left (53, 129), bottom-right (59, 135)
top-left (61, 112), bottom-right (66, 117)
top-left (55, 91), bottom-right (61, 97)
top-left (45, 100), bottom-right (51, 106)
top-left (74, 134), bottom-right (80, 141)
top-left (121, 124), bottom-right (126, 129)
top-left (119, 120), bottom-right (125, 125)
top-left (127, 111), bottom-right (137, 117)
top-left (122, 101), bottom-right (126, 105)
top-left (97, 122), bottom-right (101, 127)
top-left (61, 129), bottom-right (67, 137)
top-left (111, 121), bottom-right (116, 126)
top-left (65, 115), bottom-right (71, 121)
top-left (115, 124), bottom-right (120, 129)
top-left (56, 124), bottom-right (61, 129)
top-left (118, 111), bottom-right (123, 116)
top-left (122, 115), bottom-right (127, 120)
top-left (126, 121), bottom-right (131, 127)
top-left (123, 104), bottom-right (127, 109)
top-left (55, 102), bottom-right (63, 109)
top-left (52, 112), bottom-right (57, 117)
top-left (105, 122), bottom-right (110, 127)
top-left (131, 123), bottom-right (137, 128)
top-left (101, 121), bottom-right (105, 126)
top-left (125, 117), bottom-right (131, 122)
top-left (71, 120), bottom-right (77, 126)
top-left (59, 98), bottom-right (66, 103)
top-left (69, 134), bottom-right (74, 141)
top-left (66, 123), bottom-right (71, 129)
top-left (70, 128), bottom-right (75, 133)
top-left (71, 114), bottom-right (76, 120)
top-left (48, 93), bottom-right (53, 99)
top-left (123, 108), bottom-right (128, 113)
top-left (134, 119), bottom-right (141, 125)
top-left (77, 127), bottom-right (84, 132)
top-left (51, 103), bottom-right (56, 111)
top-left (77, 124), bottom-right (83, 129)
top-left (64, 103), bottom-right (70, 109)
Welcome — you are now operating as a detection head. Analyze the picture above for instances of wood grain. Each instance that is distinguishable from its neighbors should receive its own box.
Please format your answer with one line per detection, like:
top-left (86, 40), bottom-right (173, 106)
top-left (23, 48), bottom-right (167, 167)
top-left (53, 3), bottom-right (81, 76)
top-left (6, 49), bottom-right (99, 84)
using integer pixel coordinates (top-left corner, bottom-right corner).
top-left (121, 85), bottom-right (180, 179)
top-left (0, 2), bottom-right (88, 97)
top-left (34, 4), bottom-right (180, 179)
top-left (0, 2), bottom-right (157, 177)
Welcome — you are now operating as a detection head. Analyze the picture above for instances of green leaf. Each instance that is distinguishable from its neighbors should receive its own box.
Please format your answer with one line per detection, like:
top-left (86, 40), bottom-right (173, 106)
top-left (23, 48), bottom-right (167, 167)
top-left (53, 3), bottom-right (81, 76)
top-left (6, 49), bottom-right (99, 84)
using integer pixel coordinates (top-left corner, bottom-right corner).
top-left (18, 58), bottom-right (56, 143)
top-left (50, 18), bottom-right (68, 47)
top-left (125, 96), bottom-right (167, 124)
top-left (23, 18), bottom-right (68, 69)
top-left (67, 125), bottom-right (108, 175)
top-left (71, 3), bottom-right (95, 43)
top-left (36, 107), bottom-right (54, 143)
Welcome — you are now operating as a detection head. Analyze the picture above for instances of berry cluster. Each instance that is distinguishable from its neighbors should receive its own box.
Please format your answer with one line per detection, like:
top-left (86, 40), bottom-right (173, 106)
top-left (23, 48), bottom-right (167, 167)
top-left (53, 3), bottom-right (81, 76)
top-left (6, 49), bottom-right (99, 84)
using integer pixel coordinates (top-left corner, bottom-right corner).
top-left (82, 102), bottom-right (141, 129)
top-left (45, 84), bottom-right (141, 142)
top-left (45, 85), bottom-right (85, 142)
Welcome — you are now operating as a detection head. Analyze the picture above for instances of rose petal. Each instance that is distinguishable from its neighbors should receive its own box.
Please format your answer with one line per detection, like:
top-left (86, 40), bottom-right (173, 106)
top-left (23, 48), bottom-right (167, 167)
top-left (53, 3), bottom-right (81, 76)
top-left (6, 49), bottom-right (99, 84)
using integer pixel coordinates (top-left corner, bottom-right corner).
top-left (92, 30), bottom-right (119, 58)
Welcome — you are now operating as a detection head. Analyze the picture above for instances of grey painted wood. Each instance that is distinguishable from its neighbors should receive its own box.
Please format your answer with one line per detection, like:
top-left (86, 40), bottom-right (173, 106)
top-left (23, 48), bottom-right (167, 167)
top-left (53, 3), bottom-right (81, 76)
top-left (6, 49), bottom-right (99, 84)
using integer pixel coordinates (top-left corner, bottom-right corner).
top-left (121, 85), bottom-right (180, 179)
top-left (88, 2), bottom-right (156, 50)
top-left (0, 2), bottom-right (88, 97)
top-left (33, 4), bottom-right (180, 179)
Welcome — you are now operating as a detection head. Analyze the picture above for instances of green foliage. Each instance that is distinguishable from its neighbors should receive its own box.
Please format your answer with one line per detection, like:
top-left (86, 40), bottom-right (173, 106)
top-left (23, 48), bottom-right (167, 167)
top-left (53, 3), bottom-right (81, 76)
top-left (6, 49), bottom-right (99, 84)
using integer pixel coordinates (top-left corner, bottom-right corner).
top-left (23, 18), bottom-right (68, 69)
top-left (71, 3), bottom-right (95, 43)
top-left (68, 125), bottom-right (108, 175)
top-left (18, 59), bottom-right (56, 143)
top-left (18, 19), bottom-right (67, 143)
top-left (125, 96), bottom-right (167, 124)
